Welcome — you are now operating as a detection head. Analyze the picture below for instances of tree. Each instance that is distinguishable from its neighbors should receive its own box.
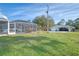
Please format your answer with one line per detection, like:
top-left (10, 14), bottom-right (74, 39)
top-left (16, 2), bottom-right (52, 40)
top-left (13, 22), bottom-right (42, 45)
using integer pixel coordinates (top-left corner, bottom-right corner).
top-left (57, 19), bottom-right (65, 25)
top-left (33, 15), bottom-right (54, 31)
top-left (74, 18), bottom-right (79, 29)
top-left (66, 20), bottom-right (74, 26)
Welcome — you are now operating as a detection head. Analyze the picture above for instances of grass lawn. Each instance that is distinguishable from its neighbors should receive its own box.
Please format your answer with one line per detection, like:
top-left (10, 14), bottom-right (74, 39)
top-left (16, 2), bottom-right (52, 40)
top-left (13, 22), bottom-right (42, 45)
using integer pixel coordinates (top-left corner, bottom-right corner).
top-left (0, 32), bottom-right (79, 56)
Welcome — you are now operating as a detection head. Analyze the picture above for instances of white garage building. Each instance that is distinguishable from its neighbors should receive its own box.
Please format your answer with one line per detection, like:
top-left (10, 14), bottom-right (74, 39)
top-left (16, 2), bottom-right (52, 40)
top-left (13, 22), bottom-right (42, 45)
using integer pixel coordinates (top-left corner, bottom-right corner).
top-left (50, 25), bottom-right (75, 32)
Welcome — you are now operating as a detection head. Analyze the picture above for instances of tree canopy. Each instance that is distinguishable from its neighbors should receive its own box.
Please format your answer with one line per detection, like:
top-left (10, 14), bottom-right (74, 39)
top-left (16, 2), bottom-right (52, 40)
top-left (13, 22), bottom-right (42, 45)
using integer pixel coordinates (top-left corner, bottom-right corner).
top-left (66, 20), bottom-right (74, 26)
top-left (66, 18), bottom-right (79, 29)
top-left (74, 18), bottom-right (79, 29)
top-left (33, 15), bottom-right (54, 31)
top-left (57, 19), bottom-right (65, 25)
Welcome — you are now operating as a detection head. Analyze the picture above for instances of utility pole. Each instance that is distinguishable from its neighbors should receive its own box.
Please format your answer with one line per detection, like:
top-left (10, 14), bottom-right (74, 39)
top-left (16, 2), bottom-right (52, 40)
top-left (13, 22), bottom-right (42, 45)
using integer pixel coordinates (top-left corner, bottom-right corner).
top-left (46, 4), bottom-right (49, 31)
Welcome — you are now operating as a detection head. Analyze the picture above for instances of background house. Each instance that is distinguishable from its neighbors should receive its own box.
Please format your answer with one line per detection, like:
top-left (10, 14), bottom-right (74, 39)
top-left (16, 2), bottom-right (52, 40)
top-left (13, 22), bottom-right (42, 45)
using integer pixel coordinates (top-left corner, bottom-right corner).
top-left (50, 19), bottom-right (75, 32)
top-left (50, 25), bottom-right (75, 32)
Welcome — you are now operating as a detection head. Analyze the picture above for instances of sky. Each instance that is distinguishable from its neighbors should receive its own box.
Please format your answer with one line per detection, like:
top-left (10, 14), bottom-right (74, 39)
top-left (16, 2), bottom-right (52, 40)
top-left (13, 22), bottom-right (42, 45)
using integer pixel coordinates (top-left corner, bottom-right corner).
top-left (0, 3), bottom-right (79, 24)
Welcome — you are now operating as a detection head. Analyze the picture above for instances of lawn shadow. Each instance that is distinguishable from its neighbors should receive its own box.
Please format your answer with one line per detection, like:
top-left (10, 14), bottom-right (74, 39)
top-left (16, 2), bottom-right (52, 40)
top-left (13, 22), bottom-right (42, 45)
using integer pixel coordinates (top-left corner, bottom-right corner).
top-left (41, 39), bottom-right (66, 55)
top-left (26, 39), bottom-right (66, 56)
top-left (0, 35), bottom-right (66, 56)
top-left (15, 36), bottom-right (66, 55)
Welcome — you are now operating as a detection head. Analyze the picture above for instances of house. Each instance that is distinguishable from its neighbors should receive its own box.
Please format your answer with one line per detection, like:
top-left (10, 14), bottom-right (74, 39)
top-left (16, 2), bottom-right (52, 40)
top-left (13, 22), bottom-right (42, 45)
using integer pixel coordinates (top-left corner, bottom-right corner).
top-left (0, 15), bottom-right (37, 34)
top-left (50, 25), bottom-right (75, 32)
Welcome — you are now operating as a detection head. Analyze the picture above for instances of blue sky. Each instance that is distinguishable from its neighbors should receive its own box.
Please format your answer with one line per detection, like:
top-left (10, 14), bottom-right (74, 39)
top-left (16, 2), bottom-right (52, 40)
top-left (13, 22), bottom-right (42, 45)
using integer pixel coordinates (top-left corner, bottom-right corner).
top-left (0, 3), bottom-right (79, 23)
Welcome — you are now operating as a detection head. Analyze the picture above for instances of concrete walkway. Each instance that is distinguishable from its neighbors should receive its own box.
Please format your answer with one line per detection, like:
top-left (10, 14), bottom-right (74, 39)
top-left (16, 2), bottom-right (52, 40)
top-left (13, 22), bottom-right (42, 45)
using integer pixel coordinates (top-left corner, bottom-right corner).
top-left (0, 34), bottom-right (8, 36)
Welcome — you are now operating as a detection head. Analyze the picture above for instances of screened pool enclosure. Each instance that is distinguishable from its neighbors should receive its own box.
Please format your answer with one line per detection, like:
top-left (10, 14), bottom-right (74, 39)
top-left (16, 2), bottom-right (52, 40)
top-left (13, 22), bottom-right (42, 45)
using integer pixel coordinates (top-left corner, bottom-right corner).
top-left (0, 15), bottom-right (37, 34)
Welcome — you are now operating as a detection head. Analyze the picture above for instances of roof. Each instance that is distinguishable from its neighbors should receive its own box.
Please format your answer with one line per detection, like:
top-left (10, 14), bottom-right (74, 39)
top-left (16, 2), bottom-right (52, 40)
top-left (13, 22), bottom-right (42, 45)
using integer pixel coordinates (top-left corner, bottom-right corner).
top-left (10, 20), bottom-right (37, 25)
top-left (11, 20), bottom-right (28, 23)
top-left (51, 25), bottom-right (75, 29)
top-left (0, 15), bottom-right (8, 21)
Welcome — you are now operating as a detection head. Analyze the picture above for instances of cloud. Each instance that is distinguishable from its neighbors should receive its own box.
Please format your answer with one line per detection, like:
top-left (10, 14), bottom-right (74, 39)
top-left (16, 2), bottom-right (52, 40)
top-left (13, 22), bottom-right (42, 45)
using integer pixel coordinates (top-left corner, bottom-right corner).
top-left (6, 3), bottom-right (79, 23)
top-left (10, 10), bottom-right (25, 17)
top-left (9, 5), bottom-right (48, 20)
top-left (12, 10), bottom-right (46, 20)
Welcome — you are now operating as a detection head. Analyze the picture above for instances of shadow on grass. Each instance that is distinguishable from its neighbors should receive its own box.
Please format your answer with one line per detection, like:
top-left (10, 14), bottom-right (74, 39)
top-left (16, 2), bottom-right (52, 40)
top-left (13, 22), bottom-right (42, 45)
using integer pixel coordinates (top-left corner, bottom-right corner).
top-left (0, 35), bottom-right (66, 56)
top-left (25, 39), bottom-right (66, 56)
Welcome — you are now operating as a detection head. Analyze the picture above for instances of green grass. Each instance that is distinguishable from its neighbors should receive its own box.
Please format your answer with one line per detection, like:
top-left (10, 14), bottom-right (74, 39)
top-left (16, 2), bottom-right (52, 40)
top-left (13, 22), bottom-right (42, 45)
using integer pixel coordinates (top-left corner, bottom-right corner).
top-left (0, 32), bottom-right (79, 56)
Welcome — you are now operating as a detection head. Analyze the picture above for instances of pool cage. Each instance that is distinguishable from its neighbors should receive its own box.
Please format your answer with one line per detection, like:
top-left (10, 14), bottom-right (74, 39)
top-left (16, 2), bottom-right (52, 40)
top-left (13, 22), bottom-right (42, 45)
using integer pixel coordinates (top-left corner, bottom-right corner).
top-left (9, 21), bottom-right (37, 34)
top-left (0, 15), bottom-right (37, 34)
